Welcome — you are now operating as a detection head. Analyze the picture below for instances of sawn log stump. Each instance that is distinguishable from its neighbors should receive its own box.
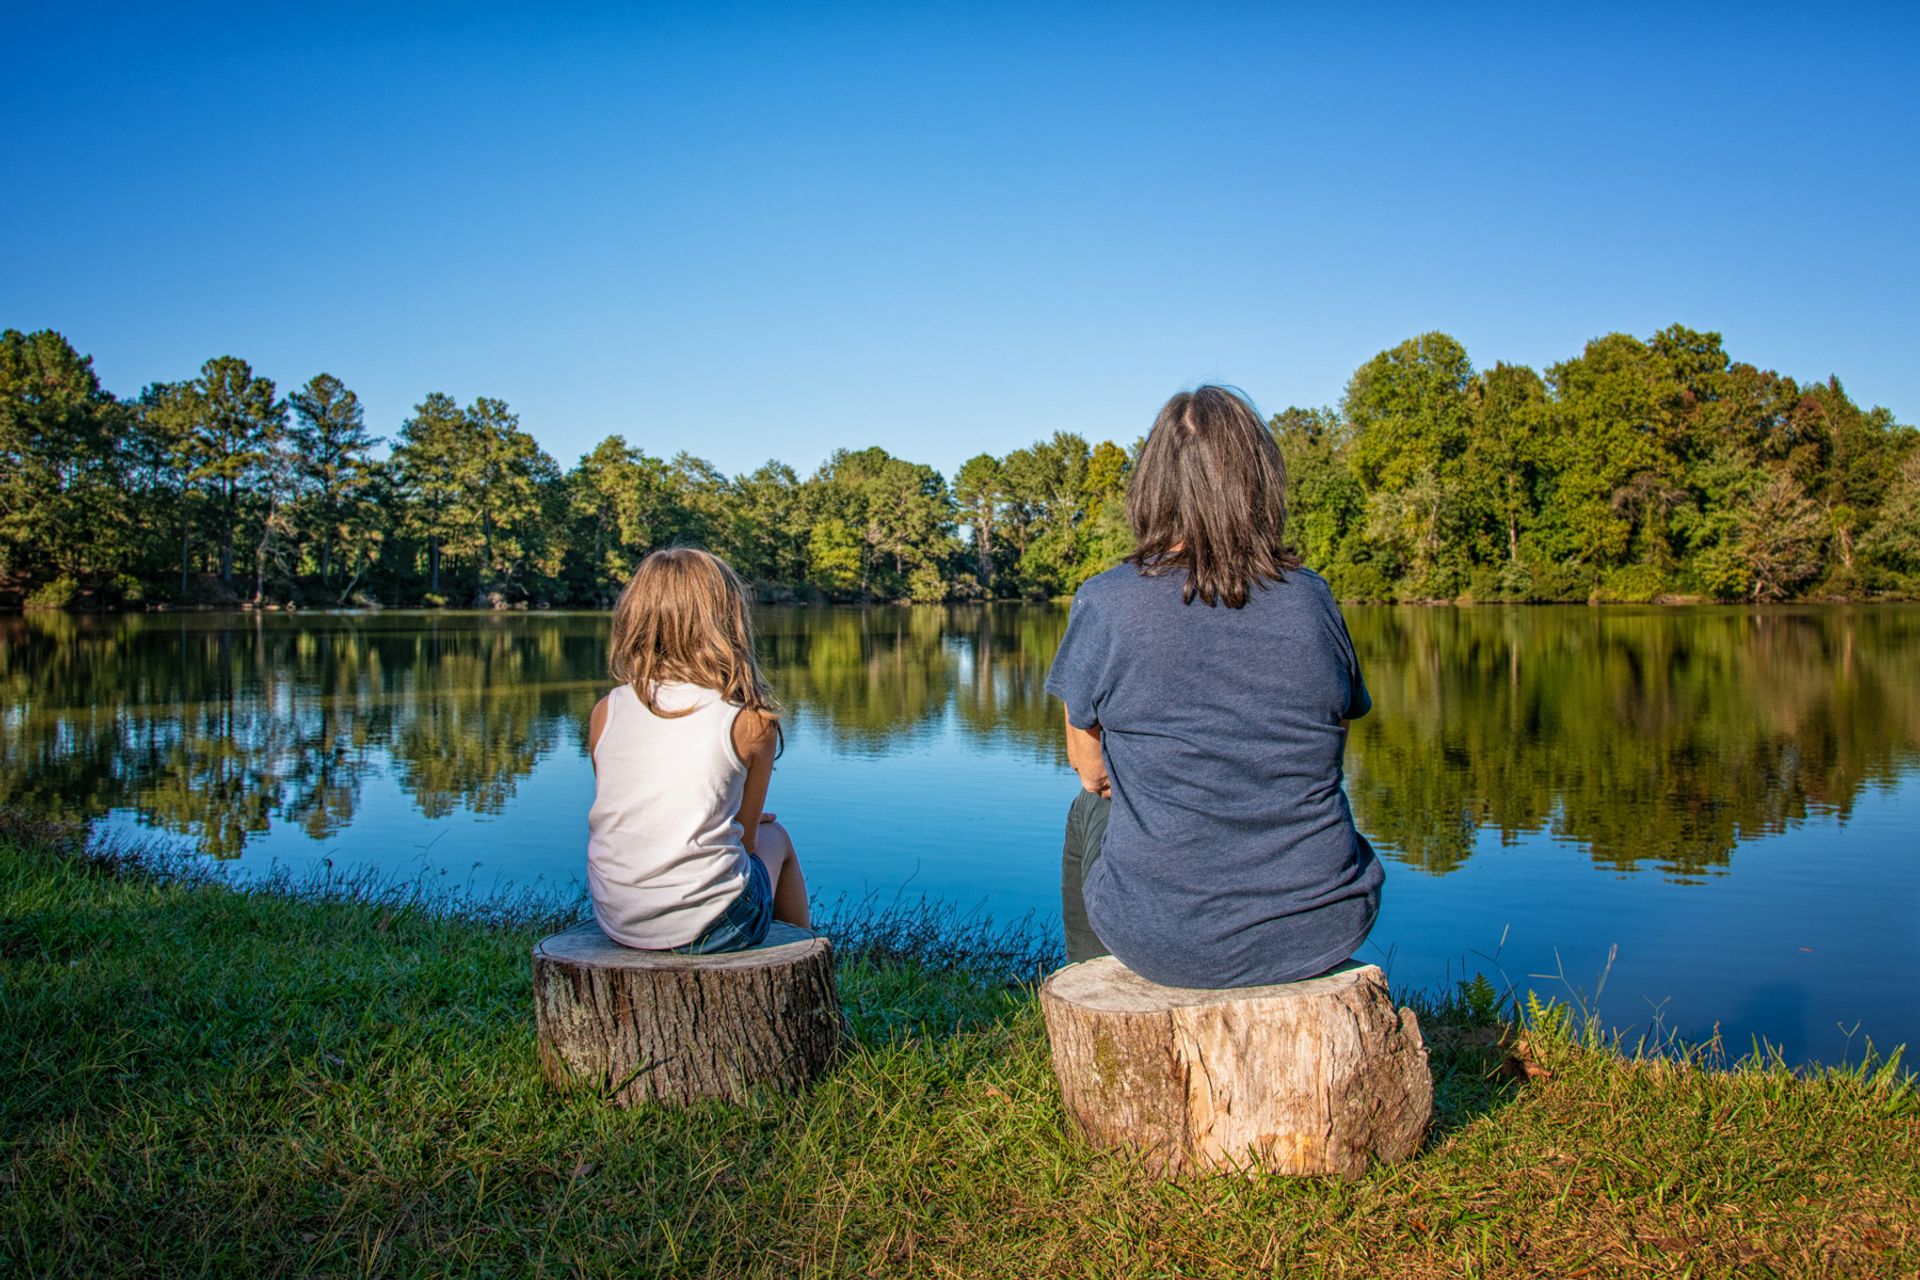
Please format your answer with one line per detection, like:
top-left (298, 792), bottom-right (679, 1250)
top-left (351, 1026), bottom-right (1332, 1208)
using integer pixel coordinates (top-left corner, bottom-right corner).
top-left (533, 919), bottom-right (841, 1106)
top-left (1039, 957), bottom-right (1431, 1177)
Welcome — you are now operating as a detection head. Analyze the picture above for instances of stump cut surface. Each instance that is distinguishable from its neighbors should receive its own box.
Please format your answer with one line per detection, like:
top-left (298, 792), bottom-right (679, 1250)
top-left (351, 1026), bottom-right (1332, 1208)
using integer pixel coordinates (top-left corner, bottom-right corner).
top-left (533, 920), bottom-right (840, 1106)
top-left (1040, 958), bottom-right (1431, 1177)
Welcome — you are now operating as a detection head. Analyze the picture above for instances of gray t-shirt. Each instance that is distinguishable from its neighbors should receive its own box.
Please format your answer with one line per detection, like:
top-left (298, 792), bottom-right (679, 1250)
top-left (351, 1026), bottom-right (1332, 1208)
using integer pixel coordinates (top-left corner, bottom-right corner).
top-left (1044, 563), bottom-right (1382, 988)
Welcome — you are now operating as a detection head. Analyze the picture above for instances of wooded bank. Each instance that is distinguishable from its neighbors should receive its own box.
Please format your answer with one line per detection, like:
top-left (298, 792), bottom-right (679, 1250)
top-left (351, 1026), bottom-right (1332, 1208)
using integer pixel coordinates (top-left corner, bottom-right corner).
top-left (4, 323), bottom-right (1916, 613)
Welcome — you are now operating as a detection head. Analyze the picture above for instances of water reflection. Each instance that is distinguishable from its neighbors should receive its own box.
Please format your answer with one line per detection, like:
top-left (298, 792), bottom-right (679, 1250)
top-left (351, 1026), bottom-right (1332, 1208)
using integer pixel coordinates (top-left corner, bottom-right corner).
top-left (1, 612), bottom-right (600, 856)
top-left (1, 605), bottom-right (1915, 873)
top-left (1343, 607), bottom-right (1920, 878)
top-left (764, 606), bottom-right (1069, 759)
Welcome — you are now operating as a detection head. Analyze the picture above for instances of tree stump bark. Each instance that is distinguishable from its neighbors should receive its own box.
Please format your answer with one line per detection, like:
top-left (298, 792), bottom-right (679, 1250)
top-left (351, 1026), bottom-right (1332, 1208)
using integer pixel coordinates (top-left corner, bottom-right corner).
top-left (1039, 958), bottom-right (1431, 1177)
top-left (533, 919), bottom-right (841, 1106)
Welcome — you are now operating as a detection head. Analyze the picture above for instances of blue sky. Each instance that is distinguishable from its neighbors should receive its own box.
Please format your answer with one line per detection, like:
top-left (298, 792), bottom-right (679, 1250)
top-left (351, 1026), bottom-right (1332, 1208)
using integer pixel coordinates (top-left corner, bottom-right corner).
top-left (4, 3), bottom-right (1915, 480)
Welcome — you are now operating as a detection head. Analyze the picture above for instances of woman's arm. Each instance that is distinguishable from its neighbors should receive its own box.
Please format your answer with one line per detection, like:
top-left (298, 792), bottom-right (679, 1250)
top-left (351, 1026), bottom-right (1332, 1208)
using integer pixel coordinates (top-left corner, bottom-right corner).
top-left (1063, 706), bottom-right (1110, 797)
top-left (731, 709), bottom-right (780, 853)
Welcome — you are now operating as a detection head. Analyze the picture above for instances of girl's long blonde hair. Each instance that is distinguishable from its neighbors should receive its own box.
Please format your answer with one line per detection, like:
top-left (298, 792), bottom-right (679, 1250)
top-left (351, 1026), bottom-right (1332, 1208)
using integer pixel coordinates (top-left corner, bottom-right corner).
top-left (609, 549), bottom-right (781, 739)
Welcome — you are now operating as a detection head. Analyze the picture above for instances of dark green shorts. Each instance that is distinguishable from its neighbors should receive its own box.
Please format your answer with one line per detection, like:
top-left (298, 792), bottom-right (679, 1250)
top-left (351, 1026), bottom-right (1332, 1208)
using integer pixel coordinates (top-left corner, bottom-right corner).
top-left (1060, 789), bottom-right (1111, 964)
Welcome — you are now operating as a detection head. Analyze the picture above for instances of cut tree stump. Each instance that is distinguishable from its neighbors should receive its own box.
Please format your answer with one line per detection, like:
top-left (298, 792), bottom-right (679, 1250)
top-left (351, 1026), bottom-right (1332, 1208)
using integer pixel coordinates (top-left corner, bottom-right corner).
top-left (1039, 958), bottom-right (1431, 1177)
top-left (533, 919), bottom-right (841, 1106)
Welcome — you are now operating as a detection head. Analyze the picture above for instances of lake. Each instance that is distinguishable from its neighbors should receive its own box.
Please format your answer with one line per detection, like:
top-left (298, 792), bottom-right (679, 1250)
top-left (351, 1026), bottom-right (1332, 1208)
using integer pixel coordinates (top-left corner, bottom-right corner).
top-left (3, 604), bottom-right (1915, 1066)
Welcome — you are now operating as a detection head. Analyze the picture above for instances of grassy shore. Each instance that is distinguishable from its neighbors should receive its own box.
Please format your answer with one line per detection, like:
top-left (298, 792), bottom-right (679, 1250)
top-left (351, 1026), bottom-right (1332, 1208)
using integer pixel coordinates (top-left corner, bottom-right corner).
top-left (2, 816), bottom-right (1914, 1278)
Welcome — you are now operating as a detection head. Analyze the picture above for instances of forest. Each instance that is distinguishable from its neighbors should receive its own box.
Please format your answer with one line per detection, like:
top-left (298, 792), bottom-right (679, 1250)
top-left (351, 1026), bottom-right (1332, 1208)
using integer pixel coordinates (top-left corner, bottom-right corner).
top-left (1, 323), bottom-right (1915, 608)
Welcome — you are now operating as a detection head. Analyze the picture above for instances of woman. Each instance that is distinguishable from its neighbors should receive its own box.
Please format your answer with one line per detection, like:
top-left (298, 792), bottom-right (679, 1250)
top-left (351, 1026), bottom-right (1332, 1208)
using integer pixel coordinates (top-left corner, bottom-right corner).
top-left (1046, 385), bottom-right (1381, 988)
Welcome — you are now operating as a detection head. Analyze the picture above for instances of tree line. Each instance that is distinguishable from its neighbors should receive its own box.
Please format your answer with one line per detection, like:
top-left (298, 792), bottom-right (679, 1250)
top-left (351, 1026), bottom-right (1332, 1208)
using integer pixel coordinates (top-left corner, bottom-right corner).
top-left (1, 323), bottom-right (1914, 609)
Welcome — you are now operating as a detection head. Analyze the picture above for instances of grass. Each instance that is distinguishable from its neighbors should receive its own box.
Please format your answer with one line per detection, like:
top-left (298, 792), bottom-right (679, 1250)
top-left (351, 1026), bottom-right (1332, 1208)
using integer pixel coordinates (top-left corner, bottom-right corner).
top-left (1, 812), bottom-right (1915, 1278)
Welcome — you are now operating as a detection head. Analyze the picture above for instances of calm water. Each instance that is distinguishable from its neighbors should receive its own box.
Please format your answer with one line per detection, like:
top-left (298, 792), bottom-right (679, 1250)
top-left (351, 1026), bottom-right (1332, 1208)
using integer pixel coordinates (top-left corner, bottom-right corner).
top-left (4, 605), bottom-right (1916, 1065)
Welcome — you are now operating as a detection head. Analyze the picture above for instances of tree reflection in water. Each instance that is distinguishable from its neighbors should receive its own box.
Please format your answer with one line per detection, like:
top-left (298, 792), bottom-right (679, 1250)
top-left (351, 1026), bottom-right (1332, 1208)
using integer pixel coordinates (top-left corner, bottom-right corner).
top-left (1, 605), bottom-right (1913, 870)
top-left (1342, 607), bottom-right (1920, 878)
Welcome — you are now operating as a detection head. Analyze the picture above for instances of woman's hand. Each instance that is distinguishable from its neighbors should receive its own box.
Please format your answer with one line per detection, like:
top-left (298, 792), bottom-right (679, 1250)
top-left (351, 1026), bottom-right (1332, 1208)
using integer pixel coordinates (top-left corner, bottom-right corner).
top-left (1063, 707), bottom-right (1111, 797)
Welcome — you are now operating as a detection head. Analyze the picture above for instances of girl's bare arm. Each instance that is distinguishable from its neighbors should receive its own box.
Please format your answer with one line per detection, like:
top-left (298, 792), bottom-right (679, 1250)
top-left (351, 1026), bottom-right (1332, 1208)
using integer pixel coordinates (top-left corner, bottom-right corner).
top-left (1063, 706), bottom-right (1110, 797)
top-left (586, 694), bottom-right (610, 770)
top-left (731, 709), bottom-right (780, 853)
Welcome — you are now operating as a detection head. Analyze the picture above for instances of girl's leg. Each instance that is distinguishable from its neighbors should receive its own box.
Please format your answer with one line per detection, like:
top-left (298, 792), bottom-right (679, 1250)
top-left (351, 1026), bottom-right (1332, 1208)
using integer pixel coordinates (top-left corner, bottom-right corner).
top-left (752, 819), bottom-right (811, 928)
top-left (1061, 789), bottom-right (1111, 963)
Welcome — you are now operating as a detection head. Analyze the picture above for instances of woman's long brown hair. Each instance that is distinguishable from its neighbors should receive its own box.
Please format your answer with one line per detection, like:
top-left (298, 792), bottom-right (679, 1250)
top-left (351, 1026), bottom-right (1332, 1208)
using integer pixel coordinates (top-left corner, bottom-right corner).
top-left (608, 548), bottom-right (782, 747)
top-left (1125, 385), bottom-right (1303, 607)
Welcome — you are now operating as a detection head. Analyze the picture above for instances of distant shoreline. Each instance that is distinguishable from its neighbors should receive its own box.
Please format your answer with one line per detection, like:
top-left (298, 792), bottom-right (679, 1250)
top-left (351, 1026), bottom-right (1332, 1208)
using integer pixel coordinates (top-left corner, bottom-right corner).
top-left (8, 592), bottom-right (1920, 618)
top-left (7, 323), bottom-right (1916, 625)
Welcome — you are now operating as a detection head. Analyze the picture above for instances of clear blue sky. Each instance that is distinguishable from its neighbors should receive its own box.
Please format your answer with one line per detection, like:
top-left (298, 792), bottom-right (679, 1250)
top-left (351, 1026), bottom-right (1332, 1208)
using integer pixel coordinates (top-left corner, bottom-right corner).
top-left (5, 3), bottom-right (1915, 481)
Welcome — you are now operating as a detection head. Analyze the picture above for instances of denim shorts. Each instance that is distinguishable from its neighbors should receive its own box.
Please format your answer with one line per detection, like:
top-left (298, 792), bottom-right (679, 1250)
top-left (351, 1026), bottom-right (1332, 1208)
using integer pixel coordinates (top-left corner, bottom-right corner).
top-left (673, 853), bottom-right (774, 955)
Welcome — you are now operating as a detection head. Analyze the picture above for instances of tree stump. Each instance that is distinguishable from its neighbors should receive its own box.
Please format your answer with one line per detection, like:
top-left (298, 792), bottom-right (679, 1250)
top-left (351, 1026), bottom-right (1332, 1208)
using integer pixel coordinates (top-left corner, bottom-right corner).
top-left (1039, 958), bottom-right (1431, 1177)
top-left (533, 919), bottom-right (841, 1106)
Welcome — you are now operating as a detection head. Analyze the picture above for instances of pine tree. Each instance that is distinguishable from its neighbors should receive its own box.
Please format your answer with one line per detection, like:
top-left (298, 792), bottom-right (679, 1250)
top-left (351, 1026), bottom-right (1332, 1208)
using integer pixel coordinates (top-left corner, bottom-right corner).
top-left (288, 373), bottom-right (379, 589)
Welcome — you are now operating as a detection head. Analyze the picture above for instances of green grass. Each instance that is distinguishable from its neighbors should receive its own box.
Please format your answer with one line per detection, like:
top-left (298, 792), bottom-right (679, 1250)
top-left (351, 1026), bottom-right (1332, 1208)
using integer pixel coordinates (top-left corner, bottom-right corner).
top-left (1, 813), bottom-right (1914, 1279)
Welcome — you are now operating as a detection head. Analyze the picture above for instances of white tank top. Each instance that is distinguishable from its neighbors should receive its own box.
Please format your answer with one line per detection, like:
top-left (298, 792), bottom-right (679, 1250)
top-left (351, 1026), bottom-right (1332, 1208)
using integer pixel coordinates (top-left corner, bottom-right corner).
top-left (587, 681), bottom-right (750, 948)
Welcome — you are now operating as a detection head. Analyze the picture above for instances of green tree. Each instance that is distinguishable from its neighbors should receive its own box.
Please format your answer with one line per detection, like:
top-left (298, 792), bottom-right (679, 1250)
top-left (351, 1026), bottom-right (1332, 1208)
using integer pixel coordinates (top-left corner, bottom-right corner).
top-left (191, 357), bottom-right (287, 585)
top-left (953, 453), bottom-right (1005, 589)
top-left (1345, 333), bottom-right (1474, 494)
top-left (1361, 469), bottom-right (1460, 593)
top-left (733, 461), bottom-right (808, 586)
top-left (1001, 433), bottom-right (1090, 596)
top-left (246, 420), bottom-right (302, 603)
top-left (1739, 472), bottom-right (1826, 601)
top-left (393, 393), bottom-right (465, 596)
top-left (1343, 334), bottom-right (1475, 595)
top-left (0, 329), bottom-right (127, 591)
top-left (1860, 452), bottom-right (1920, 579)
top-left (866, 454), bottom-right (955, 599)
top-left (287, 373), bottom-right (379, 590)
top-left (1543, 332), bottom-right (1667, 572)
top-left (565, 436), bottom-right (681, 598)
top-left (806, 517), bottom-right (862, 596)
top-left (135, 380), bottom-right (208, 596)
top-left (1464, 363), bottom-right (1548, 585)
top-left (804, 447), bottom-right (955, 599)
top-left (1271, 406), bottom-right (1364, 579)
top-left (1684, 444), bottom-right (1761, 599)
top-left (1071, 440), bottom-right (1133, 586)
top-left (327, 457), bottom-right (393, 603)
top-left (664, 453), bottom-right (736, 560)
top-left (1790, 379), bottom-right (1899, 587)
top-left (459, 397), bottom-right (559, 595)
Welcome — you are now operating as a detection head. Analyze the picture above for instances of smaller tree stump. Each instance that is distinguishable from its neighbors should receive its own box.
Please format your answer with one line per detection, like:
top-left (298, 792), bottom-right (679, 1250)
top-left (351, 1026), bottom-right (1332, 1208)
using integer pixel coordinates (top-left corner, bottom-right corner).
top-left (1039, 958), bottom-right (1431, 1177)
top-left (533, 920), bottom-right (841, 1106)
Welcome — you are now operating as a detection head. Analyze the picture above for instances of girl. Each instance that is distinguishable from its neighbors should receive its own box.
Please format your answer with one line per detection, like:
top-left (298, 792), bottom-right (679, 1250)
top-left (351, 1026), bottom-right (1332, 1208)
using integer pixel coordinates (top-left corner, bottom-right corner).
top-left (1047, 385), bottom-right (1382, 989)
top-left (586, 548), bottom-right (809, 952)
